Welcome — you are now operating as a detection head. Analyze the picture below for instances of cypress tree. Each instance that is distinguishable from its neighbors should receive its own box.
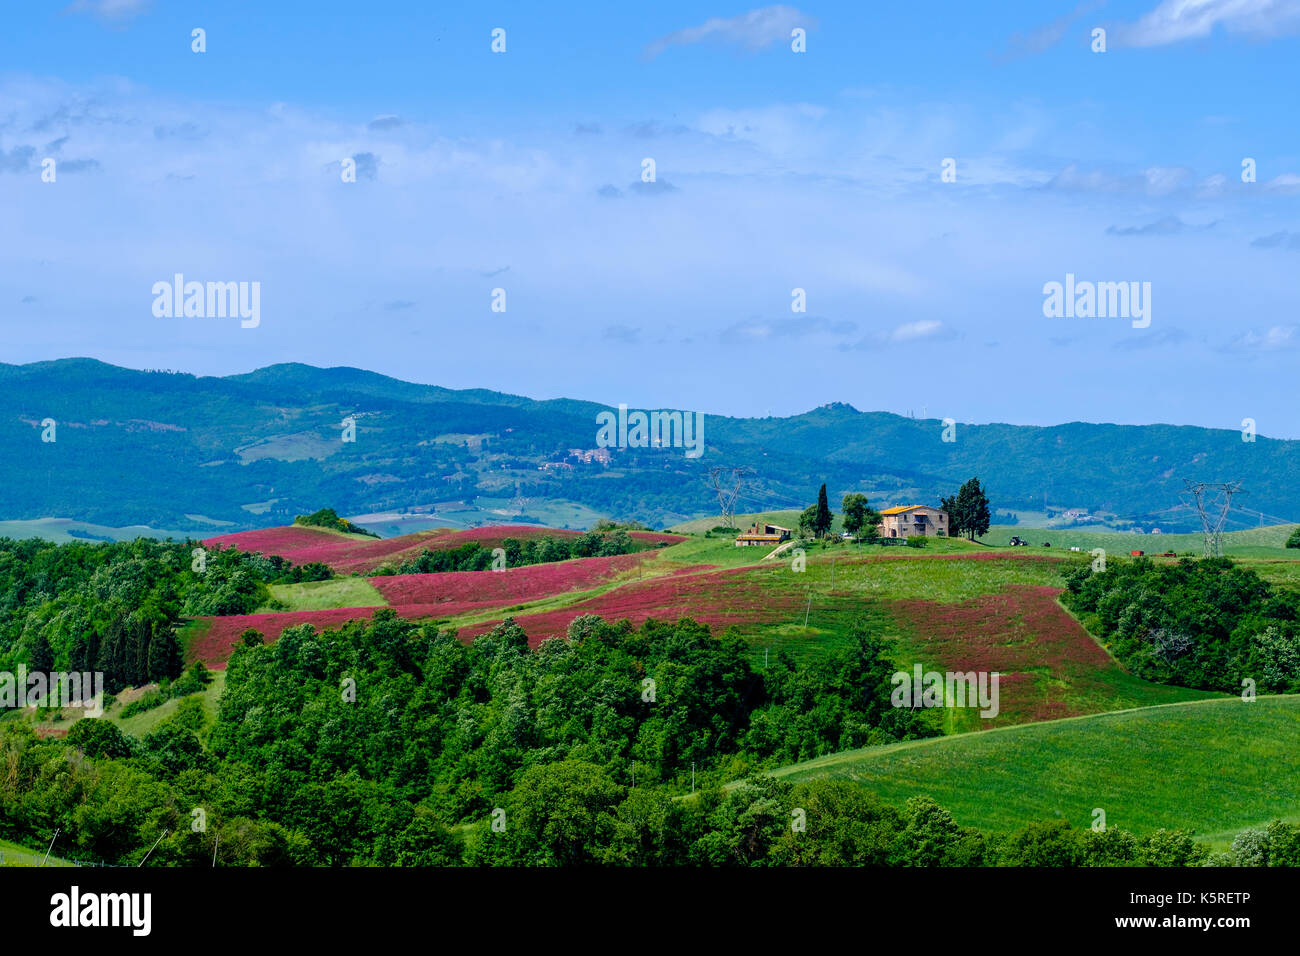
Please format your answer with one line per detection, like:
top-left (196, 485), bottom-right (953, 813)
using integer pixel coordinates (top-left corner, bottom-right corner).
top-left (814, 483), bottom-right (834, 538)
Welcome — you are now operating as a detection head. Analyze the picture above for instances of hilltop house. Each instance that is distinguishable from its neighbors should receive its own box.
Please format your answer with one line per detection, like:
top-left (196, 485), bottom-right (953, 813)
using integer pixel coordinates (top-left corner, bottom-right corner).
top-left (877, 505), bottom-right (948, 539)
top-left (735, 522), bottom-right (792, 547)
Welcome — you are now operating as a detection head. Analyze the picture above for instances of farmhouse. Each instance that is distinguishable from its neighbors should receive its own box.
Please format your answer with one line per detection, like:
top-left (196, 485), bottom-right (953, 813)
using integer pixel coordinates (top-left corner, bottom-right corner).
top-left (735, 522), bottom-right (792, 547)
top-left (877, 505), bottom-right (948, 539)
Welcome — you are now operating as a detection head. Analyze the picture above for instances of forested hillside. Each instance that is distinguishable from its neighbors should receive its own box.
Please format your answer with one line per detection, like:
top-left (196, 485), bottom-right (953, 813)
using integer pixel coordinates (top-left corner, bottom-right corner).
top-left (2, 359), bottom-right (1295, 534)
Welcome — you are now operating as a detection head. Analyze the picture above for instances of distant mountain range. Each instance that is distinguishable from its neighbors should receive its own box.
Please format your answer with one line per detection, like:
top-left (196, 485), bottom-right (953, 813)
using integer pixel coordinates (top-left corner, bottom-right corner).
top-left (0, 358), bottom-right (1293, 535)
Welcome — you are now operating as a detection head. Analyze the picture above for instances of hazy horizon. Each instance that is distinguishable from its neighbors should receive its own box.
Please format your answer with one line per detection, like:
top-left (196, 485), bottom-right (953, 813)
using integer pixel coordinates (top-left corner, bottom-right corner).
top-left (3, 2), bottom-right (1299, 434)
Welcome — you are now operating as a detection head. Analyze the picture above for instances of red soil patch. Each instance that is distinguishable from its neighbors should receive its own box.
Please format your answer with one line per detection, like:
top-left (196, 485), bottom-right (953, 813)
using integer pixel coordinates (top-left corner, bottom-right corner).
top-left (885, 585), bottom-right (1114, 725)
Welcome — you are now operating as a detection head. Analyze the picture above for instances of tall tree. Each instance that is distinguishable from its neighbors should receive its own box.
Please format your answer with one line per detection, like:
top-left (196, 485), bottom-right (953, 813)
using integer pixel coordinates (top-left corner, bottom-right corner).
top-left (955, 478), bottom-right (991, 541)
top-left (813, 484), bottom-right (834, 539)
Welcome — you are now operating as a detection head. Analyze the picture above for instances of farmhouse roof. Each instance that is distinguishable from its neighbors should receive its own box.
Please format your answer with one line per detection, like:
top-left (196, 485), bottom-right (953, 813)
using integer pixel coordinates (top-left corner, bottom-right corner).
top-left (878, 505), bottom-right (942, 515)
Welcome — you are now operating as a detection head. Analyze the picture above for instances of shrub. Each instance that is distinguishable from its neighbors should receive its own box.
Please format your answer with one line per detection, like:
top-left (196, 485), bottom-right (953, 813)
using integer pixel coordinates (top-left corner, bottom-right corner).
top-left (66, 718), bottom-right (135, 759)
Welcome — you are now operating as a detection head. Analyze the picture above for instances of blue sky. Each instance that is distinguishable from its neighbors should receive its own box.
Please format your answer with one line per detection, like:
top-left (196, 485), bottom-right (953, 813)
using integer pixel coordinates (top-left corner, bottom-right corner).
top-left (2, 1), bottom-right (1300, 434)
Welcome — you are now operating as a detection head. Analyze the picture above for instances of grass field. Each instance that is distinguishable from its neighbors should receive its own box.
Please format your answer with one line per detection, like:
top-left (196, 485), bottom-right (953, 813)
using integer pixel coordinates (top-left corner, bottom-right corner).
top-left (979, 522), bottom-right (1300, 558)
top-left (262, 577), bottom-right (387, 612)
top-left (0, 837), bottom-right (73, 868)
top-left (768, 695), bottom-right (1300, 845)
top-left (0, 517), bottom-right (196, 543)
top-left (112, 671), bottom-right (225, 738)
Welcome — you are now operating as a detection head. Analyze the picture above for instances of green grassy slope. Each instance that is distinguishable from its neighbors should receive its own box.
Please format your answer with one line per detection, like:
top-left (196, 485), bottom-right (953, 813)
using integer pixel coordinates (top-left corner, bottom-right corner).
top-left (768, 695), bottom-right (1300, 845)
top-left (261, 577), bottom-right (388, 612)
top-left (980, 523), bottom-right (1300, 558)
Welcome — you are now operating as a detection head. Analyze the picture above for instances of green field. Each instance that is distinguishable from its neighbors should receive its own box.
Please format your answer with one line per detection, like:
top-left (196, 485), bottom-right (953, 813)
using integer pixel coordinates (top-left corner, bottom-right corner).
top-left (0, 837), bottom-right (72, 868)
top-left (768, 695), bottom-right (1300, 845)
top-left (261, 577), bottom-right (387, 612)
top-left (0, 517), bottom-right (197, 543)
top-left (979, 522), bottom-right (1300, 558)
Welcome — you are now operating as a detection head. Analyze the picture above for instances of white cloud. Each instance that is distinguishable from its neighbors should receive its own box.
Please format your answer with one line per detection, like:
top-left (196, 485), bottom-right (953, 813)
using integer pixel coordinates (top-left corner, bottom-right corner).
top-left (63, 0), bottom-right (150, 21)
top-left (1225, 325), bottom-right (1300, 350)
top-left (644, 5), bottom-right (813, 59)
top-left (1112, 0), bottom-right (1300, 48)
top-left (887, 319), bottom-right (946, 343)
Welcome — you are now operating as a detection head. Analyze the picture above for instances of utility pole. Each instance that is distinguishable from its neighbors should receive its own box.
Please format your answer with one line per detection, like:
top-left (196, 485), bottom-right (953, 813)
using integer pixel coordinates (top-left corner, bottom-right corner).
top-left (138, 829), bottom-right (169, 867)
top-left (803, 591), bottom-right (812, 628)
top-left (41, 828), bottom-right (60, 867)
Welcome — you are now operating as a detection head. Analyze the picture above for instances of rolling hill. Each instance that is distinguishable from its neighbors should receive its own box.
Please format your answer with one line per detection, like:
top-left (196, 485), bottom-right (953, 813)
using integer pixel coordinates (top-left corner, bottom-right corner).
top-left (3, 358), bottom-right (1299, 535)
top-left (765, 695), bottom-right (1300, 845)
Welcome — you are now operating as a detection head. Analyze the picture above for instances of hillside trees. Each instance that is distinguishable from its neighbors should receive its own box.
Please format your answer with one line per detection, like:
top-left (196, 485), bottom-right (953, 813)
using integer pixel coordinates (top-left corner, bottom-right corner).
top-left (0, 537), bottom-right (320, 691)
top-left (1062, 556), bottom-right (1300, 692)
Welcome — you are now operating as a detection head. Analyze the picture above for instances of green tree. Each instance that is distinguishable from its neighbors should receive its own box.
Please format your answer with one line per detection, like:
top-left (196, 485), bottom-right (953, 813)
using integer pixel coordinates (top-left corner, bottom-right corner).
top-left (940, 492), bottom-right (962, 538)
top-left (951, 478), bottom-right (991, 541)
top-left (66, 718), bottom-right (135, 760)
top-left (841, 493), bottom-right (880, 541)
top-left (502, 760), bottom-right (624, 866)
top-left (797, 505), bottom-right (817, 537)
top-left (813, 484), bottom-right (833, 539)
top-left (28, 632), bottom-right (54, 673)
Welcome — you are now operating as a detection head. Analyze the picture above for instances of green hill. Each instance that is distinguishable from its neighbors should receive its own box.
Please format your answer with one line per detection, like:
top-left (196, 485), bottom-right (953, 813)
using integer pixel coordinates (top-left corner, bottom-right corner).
top-left (767, 695), bottom-right (1300, 846)
top-left (5, 359), bottom-right (1300, 534)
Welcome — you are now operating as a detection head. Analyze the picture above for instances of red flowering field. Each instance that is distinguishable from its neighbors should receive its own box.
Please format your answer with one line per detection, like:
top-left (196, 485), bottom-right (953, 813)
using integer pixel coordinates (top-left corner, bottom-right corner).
top-left (187, 552), bottom-right (713, 667)
top-left (885, 585), bottom-right (1136, 726)
top-left (204, 523), bottom-right (684, 574)
top-left (202, 525), bottom-right (447, 572)
top-left (188, 608), bottom-right (385, 667)
top-left (459, 565), bottom-right (804, 646)
top-left (368, 553), bottom-right (644, 606)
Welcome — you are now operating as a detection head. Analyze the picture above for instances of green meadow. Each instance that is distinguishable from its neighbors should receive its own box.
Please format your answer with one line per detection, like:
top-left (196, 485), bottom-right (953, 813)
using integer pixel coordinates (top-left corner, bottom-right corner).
top-left (769, 695), bottom-right (1300, 846)
top-left (262, 577), bottom-right (387, 612)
